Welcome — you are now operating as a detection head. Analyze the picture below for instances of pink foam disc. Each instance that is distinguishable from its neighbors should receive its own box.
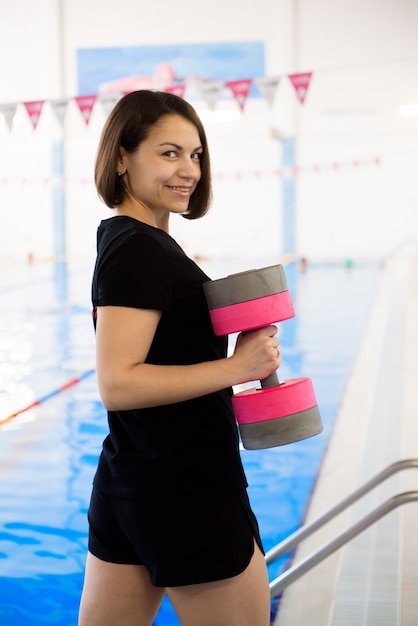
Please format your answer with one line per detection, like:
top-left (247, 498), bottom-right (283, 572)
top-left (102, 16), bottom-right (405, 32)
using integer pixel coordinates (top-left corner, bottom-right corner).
top-left (209, 291), bottom-right (295, 336)
top-left (231, 377), bottom-right (317, 425)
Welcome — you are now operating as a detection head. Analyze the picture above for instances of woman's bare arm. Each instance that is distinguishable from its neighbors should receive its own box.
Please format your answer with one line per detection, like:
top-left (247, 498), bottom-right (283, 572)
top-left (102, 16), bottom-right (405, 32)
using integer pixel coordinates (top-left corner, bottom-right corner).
top-left (95, 305), bottom-right (281, 411)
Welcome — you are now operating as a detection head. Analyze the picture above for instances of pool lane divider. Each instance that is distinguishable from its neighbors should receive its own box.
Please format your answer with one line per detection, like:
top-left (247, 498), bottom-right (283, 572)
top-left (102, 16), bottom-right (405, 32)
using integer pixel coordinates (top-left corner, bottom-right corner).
top-left (0, 369), bottom-right (95, 427)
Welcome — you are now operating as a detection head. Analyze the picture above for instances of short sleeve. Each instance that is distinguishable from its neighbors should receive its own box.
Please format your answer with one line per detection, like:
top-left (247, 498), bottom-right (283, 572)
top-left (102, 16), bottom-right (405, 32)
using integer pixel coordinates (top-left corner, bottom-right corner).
top-left (96, 232), bottom-right (173, 312)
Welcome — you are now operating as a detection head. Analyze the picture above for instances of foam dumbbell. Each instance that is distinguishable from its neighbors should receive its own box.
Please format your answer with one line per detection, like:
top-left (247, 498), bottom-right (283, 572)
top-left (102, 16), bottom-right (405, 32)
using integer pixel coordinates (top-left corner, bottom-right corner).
top-left (203, 264), bottom-right (323, 449)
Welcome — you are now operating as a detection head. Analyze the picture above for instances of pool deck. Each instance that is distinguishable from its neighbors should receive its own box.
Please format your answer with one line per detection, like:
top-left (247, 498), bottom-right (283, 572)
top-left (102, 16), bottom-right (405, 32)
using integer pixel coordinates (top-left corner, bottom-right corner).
top-left (273, 255), bottom-right (418, 626)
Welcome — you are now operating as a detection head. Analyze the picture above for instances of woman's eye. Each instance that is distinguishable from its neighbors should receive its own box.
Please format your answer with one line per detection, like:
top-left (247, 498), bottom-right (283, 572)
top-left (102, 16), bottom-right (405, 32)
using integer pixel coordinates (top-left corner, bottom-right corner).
top-left (191, 152), bottom-right (202, 161)
top-left (165, 150), bottom-right (177, 158)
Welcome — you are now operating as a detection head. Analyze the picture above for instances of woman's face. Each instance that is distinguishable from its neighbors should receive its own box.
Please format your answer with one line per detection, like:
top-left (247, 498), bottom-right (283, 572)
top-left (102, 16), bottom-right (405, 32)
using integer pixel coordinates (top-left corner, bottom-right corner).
top-left (119, 114), bottom-right (202, 220)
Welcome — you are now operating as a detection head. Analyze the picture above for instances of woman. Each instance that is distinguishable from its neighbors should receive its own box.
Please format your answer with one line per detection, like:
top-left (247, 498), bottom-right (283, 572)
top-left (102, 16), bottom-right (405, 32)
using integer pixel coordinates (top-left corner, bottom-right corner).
top-left (78, 90), bottom-right (281, 626)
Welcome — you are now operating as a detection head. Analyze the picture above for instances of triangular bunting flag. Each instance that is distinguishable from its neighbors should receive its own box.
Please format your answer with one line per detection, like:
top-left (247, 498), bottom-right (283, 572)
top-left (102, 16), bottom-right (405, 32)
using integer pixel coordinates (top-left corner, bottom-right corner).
top-left (225, 79), bottom-right (253, 111)
top-left (0, 103), bottom-right (18, 131)
top-left (164, 84), bottom-right (186, 99)
top-left (254, 76), bottom-right (280, 108)
top-left (49, 98), bottom-right (70, 128)
top-left (74, 95), bottom-right (97, 125)
top-left (23, 100), bottom-right (45, 129)
top-left (288, 72), bottom-right (313, 104)
top-left (199, 80), bottom-right (225, 111)
top-left (98, 92), bottom-right (123, 116)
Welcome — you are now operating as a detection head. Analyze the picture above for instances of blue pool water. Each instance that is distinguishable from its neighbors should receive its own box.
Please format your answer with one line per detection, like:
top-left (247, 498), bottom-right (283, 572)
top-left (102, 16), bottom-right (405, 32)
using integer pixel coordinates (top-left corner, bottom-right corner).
top-left (0, 259), bottom-right (382, 625)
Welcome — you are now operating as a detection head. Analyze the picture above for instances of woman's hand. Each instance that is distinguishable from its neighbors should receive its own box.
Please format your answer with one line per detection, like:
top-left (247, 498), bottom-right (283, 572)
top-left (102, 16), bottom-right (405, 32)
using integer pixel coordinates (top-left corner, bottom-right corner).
top-left (231, 325), bottom-right (281, 384)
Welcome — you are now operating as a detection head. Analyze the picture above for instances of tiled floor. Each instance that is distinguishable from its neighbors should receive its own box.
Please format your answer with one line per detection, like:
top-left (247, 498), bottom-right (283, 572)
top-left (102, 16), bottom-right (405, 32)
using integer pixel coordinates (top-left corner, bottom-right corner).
top-left (274, 255), bottom-right (418, 626)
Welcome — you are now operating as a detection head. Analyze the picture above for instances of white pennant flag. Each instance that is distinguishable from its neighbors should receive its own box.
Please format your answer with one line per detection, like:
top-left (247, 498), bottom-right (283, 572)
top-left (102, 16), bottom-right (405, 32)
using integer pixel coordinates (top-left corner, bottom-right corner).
top-left (0, 103), bottom-right (18, 131)
top-left (49, 98), bottom-right (70, 128)
top-left (255, 76), bottom-right (280, 108)
top-left (98, 91), bottom-right (123, 117)
top-left (199, 80), bottom-right (225, 111)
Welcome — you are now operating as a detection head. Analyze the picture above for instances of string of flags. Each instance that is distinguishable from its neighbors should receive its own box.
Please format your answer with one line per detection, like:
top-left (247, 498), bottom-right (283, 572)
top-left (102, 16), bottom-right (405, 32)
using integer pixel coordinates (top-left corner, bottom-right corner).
top-left (0, 157), bottom-right (381, 188)
top-left (0, 72), bottom-right (313, 131)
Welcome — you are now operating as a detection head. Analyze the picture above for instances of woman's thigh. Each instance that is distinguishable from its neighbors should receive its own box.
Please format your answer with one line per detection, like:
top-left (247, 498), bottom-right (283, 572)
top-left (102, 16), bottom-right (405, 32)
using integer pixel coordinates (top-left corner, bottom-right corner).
top-left (166, 541), bottom-right (270, 626)
top-left (78, 551), bottom-right (165, 626)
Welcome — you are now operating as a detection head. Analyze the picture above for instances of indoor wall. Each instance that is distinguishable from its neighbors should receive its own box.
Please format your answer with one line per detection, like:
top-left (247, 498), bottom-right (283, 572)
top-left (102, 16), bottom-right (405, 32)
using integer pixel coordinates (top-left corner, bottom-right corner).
top-left (0, 0), bottom-right (417, 265)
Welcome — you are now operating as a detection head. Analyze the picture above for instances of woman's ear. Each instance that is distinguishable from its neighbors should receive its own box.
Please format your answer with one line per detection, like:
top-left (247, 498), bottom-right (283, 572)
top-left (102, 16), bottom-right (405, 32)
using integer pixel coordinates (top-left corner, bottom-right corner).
top-left (117, 148), bottom-right (127, 175)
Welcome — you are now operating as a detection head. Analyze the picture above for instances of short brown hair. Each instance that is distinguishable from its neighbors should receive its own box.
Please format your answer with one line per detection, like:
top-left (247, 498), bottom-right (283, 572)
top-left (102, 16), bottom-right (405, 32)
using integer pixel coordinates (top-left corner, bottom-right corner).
top-left (95, 90), bottom-right (212, 219)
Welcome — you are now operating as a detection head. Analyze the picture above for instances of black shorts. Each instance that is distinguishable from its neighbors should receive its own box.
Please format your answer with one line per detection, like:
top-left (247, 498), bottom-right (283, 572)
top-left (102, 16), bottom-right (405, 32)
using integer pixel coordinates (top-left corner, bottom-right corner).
top-left (87, 487), bottom-right (264, 587)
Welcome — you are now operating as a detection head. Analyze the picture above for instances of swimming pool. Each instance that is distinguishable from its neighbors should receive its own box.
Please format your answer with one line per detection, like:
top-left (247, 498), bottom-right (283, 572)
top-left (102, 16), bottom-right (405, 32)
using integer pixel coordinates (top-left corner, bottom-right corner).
top-left (0, 259), bottom-right (382, 625)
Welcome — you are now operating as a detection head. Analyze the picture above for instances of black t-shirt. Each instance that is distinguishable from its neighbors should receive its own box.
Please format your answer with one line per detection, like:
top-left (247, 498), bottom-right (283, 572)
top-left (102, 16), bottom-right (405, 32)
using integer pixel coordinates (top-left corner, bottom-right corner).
top-left (91, 216), bottom-right (247, 498)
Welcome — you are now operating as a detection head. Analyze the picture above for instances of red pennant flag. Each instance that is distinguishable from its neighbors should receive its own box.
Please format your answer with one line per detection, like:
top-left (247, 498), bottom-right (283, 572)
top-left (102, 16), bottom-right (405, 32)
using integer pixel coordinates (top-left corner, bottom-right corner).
top-left (23, 100), bottom-right (45, 129)
top-left (225, 79), bottom-right (253, 111)
top-left (74, 95), bottom-right (97, 125)
top-left (164, 84), bottom-right (186, 99)
top-left (288, 72), bottom-right (313, 104)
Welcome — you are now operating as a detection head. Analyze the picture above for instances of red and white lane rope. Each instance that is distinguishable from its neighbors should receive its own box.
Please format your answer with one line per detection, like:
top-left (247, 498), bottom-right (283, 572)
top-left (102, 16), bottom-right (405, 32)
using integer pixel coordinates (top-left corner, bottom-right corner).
top-left (0, 369), bottom-right (95, 427)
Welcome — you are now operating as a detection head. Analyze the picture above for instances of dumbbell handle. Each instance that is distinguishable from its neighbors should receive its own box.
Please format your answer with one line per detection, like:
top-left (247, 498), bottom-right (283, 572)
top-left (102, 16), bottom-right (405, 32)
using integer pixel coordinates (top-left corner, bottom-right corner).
top-left (261, 371), bottom-right (280, 388)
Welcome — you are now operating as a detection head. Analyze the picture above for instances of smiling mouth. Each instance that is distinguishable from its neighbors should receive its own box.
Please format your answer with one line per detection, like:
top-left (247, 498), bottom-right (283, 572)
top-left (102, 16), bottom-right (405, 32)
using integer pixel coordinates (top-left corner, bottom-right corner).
top-left (168, 186), bottom-right (193, 195)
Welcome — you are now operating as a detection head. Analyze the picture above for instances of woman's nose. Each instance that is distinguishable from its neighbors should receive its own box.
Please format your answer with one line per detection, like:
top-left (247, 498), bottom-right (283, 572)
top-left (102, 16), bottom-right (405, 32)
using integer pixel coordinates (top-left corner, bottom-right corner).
top-left (178, 157), bottom-right (199, 178)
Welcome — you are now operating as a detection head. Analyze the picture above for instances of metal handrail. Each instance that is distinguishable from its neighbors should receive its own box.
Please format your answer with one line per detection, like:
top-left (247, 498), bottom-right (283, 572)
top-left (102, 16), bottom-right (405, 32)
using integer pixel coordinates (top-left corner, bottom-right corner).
top-left (269, 491), bottom-right (418, 596)
top-left (266, 458), bottom-right (418, 564)
top-left (266, 458), bottom-right (418, 596)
